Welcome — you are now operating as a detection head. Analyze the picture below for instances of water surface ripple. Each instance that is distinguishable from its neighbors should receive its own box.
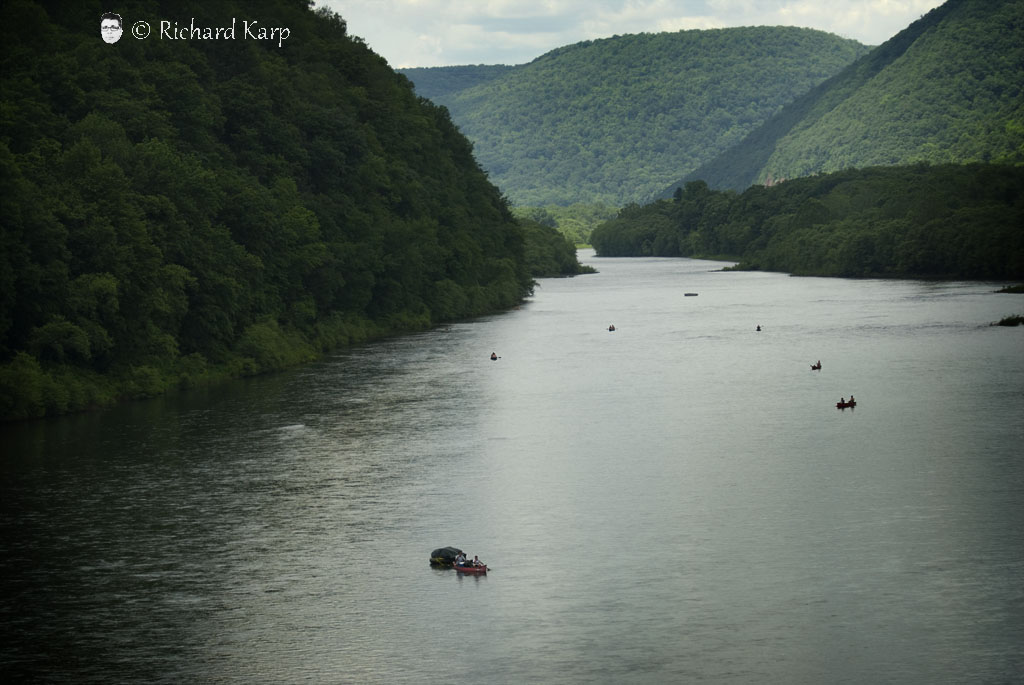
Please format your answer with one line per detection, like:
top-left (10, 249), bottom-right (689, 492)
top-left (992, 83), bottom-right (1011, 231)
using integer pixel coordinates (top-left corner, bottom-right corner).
top-left (2, 252), bottom-right (1022, 683)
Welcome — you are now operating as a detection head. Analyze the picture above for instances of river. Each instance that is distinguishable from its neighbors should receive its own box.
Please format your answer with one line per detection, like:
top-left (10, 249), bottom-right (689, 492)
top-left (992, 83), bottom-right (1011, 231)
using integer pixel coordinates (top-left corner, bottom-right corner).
top-left (2, 250), bottom-right (1022, 683)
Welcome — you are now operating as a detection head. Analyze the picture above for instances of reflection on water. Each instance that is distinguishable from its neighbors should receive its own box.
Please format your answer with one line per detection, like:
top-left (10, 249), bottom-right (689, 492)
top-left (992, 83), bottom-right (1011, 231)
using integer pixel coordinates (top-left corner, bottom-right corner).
top-left (2, 252), bottom-right (1023, 683)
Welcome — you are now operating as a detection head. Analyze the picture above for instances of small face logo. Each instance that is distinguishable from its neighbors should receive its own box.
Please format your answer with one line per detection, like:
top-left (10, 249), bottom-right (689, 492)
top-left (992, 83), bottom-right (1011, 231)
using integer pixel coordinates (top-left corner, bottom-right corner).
top-left (101, 13), bottom-right (122, 43)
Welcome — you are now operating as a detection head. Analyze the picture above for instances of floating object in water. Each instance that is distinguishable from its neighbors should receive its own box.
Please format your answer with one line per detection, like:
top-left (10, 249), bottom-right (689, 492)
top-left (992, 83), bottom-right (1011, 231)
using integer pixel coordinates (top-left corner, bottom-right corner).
top-left (684, 293), bottom-right (698, 297)
top-left (430, 547), bottom-right (463, 567)
top-left (454, 562), bottom-right (487, 574)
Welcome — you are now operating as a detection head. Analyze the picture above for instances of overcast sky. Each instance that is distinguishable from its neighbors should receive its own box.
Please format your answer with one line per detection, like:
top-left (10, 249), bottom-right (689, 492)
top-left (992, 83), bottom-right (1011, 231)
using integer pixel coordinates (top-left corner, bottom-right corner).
top-left (321, 0), bottom-right (947, 68)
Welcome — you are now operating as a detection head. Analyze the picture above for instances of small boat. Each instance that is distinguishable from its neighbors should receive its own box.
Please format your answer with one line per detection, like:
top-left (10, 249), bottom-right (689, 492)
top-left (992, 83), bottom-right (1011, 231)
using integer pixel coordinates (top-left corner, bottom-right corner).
top-left (454, 562), bottom-right (487, 574)
top-left (836, 400), bottom-right (856, 409)
top-left (811, 362), bottom-right (821, 370)
top-left (608, 325), bottom-right (615, 331)
top-left (684, 293), bottom-right (698, 297)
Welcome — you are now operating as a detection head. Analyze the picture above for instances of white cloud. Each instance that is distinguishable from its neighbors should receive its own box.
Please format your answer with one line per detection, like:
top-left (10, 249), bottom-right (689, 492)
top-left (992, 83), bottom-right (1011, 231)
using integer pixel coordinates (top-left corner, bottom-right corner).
top-left (323, 0), bottom-right (946, 67)
top-left (770, 0), bottom-right (944, 42)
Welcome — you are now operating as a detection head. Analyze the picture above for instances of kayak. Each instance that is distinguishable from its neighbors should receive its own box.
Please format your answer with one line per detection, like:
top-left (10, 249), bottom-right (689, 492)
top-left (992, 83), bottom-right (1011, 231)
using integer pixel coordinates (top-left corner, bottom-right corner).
top-left (454, 563), bottom-right (487, 574)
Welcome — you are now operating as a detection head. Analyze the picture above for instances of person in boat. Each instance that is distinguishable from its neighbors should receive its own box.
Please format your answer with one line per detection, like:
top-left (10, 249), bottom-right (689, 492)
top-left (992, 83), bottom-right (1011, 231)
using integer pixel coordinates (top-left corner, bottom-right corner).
top-left (472, 555), bottom-right (481, 567)
top-left (756, 325), bottom-right (761, 331)
top-left (490, 352), bottom-right (497, 360)
top-left (608, 324), bottom-right (615, 331)
top-left (848, 395), bottom-right (854, 404)
top-left (840, 397), bottom-right (846, 405)
top-left (455, 552), bottom-right (466, 566)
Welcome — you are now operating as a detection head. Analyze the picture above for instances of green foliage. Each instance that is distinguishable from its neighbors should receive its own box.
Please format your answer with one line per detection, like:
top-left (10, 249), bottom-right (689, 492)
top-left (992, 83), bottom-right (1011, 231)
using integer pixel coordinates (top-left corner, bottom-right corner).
top-left (400, 65), bottom-right (516, 99)
top-left (0, 351), bottom-right (116, 420)
top-left (520, 219), bottom-right (596, 277)
top-left (235, 319), bottom-right (317, 375)
top-left (0, 0), bottom-right (587, 421)
top-left (592, 164), bottom-right (1024, 280)
top-left (29, 316), bottom-right (92, 363)
top-left (0, 353), bottom-right (47, 420)
top-left (403, 28), bottom-right (869, 205)
top-left (513, 203), bottom-right (618, 245)
top-left (673, 0), bottom-right (1024, 192)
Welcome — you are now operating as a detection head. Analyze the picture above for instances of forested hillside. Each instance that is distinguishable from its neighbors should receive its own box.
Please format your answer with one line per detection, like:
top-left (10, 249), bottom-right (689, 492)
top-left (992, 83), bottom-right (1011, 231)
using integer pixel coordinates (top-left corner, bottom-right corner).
top-left (398, 64), bottom-right (514, 101)
top-left (668, 0), bottom-right (1024, 192)
top-left (402, 28), bottom-right (869, 206)
top-left (0, 0), bottom-right (583, 421)
top-left (592, 164), bottom-right (1024, 279)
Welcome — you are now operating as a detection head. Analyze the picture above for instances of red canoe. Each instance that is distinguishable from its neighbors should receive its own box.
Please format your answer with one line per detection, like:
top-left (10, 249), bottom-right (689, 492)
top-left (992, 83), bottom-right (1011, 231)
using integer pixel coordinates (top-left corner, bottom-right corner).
top-left (836, 400), bottom-right (857, 409)
top-left (454, 563), bottom-right (488, 574)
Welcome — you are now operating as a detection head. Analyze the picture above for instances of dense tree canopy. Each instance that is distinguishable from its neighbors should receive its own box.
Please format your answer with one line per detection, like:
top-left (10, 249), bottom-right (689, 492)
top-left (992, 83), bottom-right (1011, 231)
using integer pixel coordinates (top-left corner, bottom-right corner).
top-left (668, 0), bottom-right (1024, 193)
top-left (403, 28), bottom-right (869, 206)
top-left (397, 65), bottom-right (514, 98)
top-left (0, 0), bottom-right (584, 420)
top-left (512, 203), bottom-right (618, 246)
top-left (592, 164), bottom-right (1024, 280)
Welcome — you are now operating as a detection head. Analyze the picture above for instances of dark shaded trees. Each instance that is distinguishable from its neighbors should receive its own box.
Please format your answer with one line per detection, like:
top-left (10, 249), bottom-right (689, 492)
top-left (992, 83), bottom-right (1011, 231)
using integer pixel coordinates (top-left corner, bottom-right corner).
top-left (592, 164), bottom-right (1024, 280)
top-left (0, 1), bottom-right (581, 420)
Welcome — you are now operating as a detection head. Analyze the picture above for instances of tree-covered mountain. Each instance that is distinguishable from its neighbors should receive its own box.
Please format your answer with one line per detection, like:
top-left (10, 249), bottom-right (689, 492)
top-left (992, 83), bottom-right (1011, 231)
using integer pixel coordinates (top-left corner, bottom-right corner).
top-left (664, 0), bottom-right (1024, 193)
top-left (0, 0), bottom-right (585, 421)
top-left (401, 28), bottom-right (870, 206)
top-left (396, 64), bottom-right (514, 101)
top-left (591, 163), bottom-right (1024, 279)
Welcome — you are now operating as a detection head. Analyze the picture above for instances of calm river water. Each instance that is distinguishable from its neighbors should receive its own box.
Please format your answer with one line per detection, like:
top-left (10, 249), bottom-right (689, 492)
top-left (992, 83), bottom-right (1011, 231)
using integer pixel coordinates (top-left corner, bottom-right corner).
top-left (2, 251), bottom-right (1023, 683)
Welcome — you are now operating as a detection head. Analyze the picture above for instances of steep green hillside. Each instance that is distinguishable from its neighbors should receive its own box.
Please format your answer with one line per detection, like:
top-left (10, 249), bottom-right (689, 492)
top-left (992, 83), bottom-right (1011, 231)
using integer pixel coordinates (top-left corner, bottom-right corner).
top-left (403, 28), bottom-right (869, 206)
top-left (400, 64), bottom-right (514, 100)
top-left (670, 0), bottom-right (1024, 192)
top-left (0, 0), bottom-right (572, 421)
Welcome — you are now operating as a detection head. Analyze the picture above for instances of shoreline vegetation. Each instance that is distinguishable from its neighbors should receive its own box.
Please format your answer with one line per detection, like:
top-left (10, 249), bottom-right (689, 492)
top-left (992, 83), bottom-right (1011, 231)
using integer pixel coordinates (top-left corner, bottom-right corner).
top-left (590, 164), bottom-right (1024, 281)
top-left (0, 2), bottom-right (589, 423)
top-left (4, 3), bottom-right (1020, 423)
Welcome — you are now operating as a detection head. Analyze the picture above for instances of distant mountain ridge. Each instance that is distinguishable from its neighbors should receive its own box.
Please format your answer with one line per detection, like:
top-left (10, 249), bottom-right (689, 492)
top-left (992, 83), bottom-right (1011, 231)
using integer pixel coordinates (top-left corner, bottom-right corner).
top-left (398, 65), bottom-right (514, 102)
top-left (665, 0), bottom-right (1024, 193)
top-left (401, 27), bottom-right (870, 205)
